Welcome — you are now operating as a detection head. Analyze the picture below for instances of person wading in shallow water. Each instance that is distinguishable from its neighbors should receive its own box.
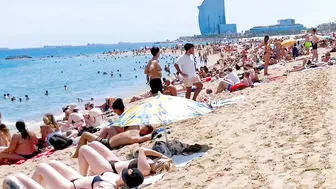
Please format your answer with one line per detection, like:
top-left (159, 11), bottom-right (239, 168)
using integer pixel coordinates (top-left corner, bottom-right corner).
top-left (144, 46), bottom-right (162, 96)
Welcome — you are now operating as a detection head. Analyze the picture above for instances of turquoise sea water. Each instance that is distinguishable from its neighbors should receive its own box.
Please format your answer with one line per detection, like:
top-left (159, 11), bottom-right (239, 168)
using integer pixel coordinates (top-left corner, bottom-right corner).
top-left (0, 43), bottom-right (180, 130)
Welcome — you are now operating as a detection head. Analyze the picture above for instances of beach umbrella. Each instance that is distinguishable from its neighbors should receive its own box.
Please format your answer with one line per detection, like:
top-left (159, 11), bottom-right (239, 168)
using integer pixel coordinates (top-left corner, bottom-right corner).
top-left (111, 93), bottom-right (212, 142)
top-left (281, 38), bottom-right (296, 48)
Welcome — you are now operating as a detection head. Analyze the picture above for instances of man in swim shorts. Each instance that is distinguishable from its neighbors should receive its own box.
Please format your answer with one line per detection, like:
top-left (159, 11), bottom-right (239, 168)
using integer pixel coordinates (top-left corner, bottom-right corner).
top-left (72, 125), bottom-right (154, 158)
top-left (144, 47), bottom-right (162, 95)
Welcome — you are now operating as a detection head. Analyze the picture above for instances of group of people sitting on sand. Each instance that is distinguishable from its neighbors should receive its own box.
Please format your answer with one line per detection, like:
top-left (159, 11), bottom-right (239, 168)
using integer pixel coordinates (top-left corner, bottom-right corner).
top-left (2, 99), bottom-right (176, 188)
top-left (0, 99), bottom-right (131, 164)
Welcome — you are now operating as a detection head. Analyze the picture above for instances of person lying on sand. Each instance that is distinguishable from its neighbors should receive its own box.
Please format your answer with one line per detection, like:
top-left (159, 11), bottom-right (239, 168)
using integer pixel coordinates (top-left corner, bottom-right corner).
top-left (290, 55), bottom-right (333, 72)
top-left (0, 121), bottom-right (38, 164)
top-left (129, 92), bottom-right (152, 103)
top-left (30, 160), bottom-right (143, 189)
top-left (78, 141), bottom-right (174, 177)
top-left (72, 125), bottom-right (154, 158)
top-left (3, 174), bottom-right (44, 189)
top-left (215, 71), bottom-right (254, 94)
top-left (99, 98), bottom-right (140, 139)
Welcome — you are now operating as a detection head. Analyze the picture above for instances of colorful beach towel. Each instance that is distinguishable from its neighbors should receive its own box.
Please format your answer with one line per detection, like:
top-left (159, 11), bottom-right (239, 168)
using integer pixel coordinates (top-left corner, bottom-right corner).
top-left (0, 150), bottom-right (55, 166)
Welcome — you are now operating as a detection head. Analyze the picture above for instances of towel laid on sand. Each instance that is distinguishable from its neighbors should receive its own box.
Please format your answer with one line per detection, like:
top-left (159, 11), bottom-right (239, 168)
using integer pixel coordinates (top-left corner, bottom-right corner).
top-left (139, 152), bottom-right (207, 188)
top-left (301, 66), bottom-right (328, 72)
top-left (210, 95), bottom-right (245, 108)
top-left (0, 150), bottom-right (55, 166)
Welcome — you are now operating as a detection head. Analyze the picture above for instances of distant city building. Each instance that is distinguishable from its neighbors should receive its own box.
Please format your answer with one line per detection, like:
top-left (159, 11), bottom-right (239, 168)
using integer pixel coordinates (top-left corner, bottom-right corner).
top-left (246, 19), bottom-right (305, 37)
top-left (198, 0), bottom-right (237, 35)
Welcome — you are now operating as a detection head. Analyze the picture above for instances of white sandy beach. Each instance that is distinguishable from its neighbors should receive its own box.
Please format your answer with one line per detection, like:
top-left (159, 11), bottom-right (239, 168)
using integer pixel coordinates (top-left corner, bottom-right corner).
top-left (2, 50), bottom-right (336, 188)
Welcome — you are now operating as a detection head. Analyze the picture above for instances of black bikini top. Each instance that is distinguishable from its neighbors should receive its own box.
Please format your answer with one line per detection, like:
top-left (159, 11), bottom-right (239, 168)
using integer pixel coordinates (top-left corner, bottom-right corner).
top-left (91, 174), bottom-right (115, 189)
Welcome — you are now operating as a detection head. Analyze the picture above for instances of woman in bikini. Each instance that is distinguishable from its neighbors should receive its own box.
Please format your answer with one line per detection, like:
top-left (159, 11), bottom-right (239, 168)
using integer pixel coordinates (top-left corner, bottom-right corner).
top-left (0, 121), bottom-right (38, 164)
top-left (261, 35), bottom-right (271, 75)
top-left (5, 160), bottom-right (144, 189)
top-left (0, 123), bottom-right (11, 151)
top-left (311, 28), bottom-right (319, 63)
top-left (39, 113), bottom-right (60, 148)
top-left (77, 141), bottom-right (174, 177)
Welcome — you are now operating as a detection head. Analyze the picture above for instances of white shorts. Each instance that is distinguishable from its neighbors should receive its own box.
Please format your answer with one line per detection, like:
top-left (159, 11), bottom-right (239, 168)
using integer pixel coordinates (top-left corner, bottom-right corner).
top-left (183, 75), bottom-right (201, 88)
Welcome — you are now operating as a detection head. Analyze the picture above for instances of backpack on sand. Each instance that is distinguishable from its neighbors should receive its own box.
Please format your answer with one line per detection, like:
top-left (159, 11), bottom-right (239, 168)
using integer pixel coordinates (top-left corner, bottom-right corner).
top-left (49, 135), bottom-right (73, 150)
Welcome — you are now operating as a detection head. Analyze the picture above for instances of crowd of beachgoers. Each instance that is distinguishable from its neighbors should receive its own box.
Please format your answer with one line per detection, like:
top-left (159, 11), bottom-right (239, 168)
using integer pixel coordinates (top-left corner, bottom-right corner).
top-left (1, 28), bottom-right (336, 188)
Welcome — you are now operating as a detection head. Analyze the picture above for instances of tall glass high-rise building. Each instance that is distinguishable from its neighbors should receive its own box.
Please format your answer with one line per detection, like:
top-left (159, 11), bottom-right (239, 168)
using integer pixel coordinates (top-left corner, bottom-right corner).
top-left (198, 0), bottom-right (237, 35)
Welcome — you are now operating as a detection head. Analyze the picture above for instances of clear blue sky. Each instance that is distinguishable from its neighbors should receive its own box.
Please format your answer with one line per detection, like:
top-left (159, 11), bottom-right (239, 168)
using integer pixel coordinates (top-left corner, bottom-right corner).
top-left (0, 0), bottom-right (334, 48)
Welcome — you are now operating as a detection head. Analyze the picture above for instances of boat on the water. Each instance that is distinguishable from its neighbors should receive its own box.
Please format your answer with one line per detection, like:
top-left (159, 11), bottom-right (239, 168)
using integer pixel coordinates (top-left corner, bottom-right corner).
top-left (5, 55), bottom-right (32, 60)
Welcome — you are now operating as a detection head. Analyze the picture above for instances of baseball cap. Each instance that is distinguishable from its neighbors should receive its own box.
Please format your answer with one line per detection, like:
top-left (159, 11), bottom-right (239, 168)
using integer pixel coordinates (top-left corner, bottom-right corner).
top-left (121, 168), bottom-right (144, 188)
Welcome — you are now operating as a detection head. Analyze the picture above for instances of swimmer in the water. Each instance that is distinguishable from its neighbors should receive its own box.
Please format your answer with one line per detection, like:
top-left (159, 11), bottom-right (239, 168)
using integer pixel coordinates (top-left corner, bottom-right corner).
top-left (119, 74), bottom-right (122, 77)
top-left (98, 71), bottom-right (100, 74)
top-left (19, 98), bottom-right (22, 102)
top-left (77, 98), bottom-right (83, 102)
top-left (64, 85), bottom-right (67, 90)
top-left (3, 94), bottom-right (7, 99)
top-left (90, 97), bottom-right (94, 101)
top-left (45, 90), bottom-right (49, 96)
top-left (135, 75), bottom-right (137, 78)
top-left (61, 71), bottom-right (63, 73)
top-left (11, 97), bottom-right (16, 102)
top-left (25, 95), bottom-right (30, 100)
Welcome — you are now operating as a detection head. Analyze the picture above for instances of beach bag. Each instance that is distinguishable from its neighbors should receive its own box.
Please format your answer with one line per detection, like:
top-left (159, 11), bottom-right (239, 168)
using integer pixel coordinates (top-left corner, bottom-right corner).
top-left (49, 135), bottom-right (73, 150)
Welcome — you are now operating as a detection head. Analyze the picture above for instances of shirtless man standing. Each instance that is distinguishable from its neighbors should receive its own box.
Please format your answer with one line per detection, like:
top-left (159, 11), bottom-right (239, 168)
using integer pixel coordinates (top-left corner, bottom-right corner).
top-left (144, 47), bottom-right (162, 95)
top-left (72, 125), bottom-right (154, 158)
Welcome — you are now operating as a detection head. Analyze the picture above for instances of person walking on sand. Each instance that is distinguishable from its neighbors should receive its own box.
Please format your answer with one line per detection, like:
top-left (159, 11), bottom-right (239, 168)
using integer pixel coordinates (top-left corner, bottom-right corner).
top-left (174, 43), bottom-right (203, 101)
top-left (144, 46), bottom-right (162, 95)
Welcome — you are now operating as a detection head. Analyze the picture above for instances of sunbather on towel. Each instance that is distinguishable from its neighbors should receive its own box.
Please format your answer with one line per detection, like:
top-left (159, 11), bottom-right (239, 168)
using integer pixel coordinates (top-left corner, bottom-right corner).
top-left (290, 56), bottom-right (332, 72)
top-left (29, 160), bottom-right (143, 189)
top-left (215, 71), bottom-right (253, 94)
top-left (78, 141), bottom-right (174, 177)
top-left (3, 173), bottom-right (44, 189)
top-left (72, 125), bottom-right (154, 158)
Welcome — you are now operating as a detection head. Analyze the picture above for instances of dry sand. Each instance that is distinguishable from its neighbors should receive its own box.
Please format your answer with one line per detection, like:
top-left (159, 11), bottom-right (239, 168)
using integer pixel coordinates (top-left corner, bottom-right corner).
top-left (2, 50), bottom-right (336, 188)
